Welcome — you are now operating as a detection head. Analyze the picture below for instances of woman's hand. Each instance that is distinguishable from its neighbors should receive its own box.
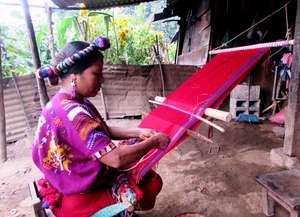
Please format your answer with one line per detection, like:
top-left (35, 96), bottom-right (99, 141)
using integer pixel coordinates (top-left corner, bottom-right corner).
top-left (138, 128), bottom-right (156, 140)
top-left (151, 132), bottom-right (170, 150)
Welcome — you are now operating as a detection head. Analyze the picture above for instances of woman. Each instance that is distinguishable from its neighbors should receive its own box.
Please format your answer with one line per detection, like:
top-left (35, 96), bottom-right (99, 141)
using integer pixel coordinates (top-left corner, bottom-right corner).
top-left (32, 36), bottom-right (169, 217)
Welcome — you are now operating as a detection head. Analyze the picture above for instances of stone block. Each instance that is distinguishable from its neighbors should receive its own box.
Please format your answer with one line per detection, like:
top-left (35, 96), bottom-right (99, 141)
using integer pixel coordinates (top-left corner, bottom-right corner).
top-left (230, 84), bottom-right (260, 100)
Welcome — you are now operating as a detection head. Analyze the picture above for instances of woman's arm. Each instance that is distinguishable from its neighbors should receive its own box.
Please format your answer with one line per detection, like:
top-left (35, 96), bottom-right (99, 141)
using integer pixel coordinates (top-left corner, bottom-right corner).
top-left (108, 126), bottom-right (155, 140)
top-left (99, 132), bottom-right (168, 169)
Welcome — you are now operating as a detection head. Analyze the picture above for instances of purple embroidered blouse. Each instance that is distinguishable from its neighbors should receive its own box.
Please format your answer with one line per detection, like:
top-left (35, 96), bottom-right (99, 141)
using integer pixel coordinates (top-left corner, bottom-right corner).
top-left (32, 92), bottom-right (117, 195)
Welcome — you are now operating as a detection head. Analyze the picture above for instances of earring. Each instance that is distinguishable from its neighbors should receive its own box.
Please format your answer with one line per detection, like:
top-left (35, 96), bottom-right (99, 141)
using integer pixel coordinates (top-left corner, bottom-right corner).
top-left (71, 79), bottom-right (77, 98)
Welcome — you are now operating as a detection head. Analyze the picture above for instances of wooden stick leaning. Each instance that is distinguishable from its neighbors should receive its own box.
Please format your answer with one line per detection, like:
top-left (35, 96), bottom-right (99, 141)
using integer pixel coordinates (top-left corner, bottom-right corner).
top-left (148, 100), bottom-right (225, 133)
top-left (186, 129), bottom-right (213, 143)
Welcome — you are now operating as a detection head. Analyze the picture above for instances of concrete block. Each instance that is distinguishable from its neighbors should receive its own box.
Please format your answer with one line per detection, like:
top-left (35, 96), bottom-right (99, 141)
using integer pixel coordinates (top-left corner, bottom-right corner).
top-left (230, 85), bottom-right (260, 100)
top-left (230, 98), bottom-right (260, 118)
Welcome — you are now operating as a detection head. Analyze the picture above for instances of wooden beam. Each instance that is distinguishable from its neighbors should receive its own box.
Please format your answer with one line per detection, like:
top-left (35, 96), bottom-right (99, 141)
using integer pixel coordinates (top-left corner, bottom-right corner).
top-left (0, 46), bottom-right (7, 162)
top-left (283, 0), bottom-right (300, 157)
top-left (21, 0), bottom-right (49, 108)
top-left (0, 2), bottom-right (47, 9)
top-left (45, 3), bottom-right (56, 62)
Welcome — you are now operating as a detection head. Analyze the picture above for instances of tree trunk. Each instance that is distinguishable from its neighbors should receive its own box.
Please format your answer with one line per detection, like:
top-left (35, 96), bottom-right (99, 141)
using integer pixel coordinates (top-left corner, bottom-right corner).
top-left (0, 47), bottom-right (7, 162)
top-left (21, 0), bottom-right (49, 107)
top-left (45, 3), bottom-right (56, 61)
top-left (283, 0), bottom-right (300, 157)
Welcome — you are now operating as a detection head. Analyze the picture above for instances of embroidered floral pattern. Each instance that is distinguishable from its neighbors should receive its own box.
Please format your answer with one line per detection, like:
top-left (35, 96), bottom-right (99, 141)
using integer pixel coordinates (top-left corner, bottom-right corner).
top-left (33, 92), bottom-right (115, 195)
top-left (42, 132), bottom-right (73, 173)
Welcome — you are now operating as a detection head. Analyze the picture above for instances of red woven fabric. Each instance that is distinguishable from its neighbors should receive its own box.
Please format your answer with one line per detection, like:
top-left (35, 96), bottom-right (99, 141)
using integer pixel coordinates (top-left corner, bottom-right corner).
top-left (132, 48), bottom-right (269, 181)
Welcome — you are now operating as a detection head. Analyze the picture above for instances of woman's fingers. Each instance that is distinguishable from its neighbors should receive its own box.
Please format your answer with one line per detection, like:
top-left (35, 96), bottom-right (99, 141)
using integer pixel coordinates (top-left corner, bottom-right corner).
top-left (152, 132), bottom-right (169, 150)
top-left (139, 128), bottom-right (156, 140)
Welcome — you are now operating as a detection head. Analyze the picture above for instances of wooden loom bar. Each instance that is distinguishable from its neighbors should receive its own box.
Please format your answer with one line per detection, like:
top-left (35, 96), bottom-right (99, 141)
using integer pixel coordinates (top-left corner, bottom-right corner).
top-left (154, 96), bottom-right (232, 122)
top-left (187, 130), bottom-right (213, 143)
top-left (149, 100), bottom-right (225, 133)
top-left (209, 40), bottom-right (294, 55)
top-left (204, 108), bottom-right (232, 122)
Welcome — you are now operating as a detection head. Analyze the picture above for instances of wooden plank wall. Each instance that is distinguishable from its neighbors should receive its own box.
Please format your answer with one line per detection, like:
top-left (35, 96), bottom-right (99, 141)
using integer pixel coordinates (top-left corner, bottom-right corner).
top-left (177, 0), bottom-right (211, 66)
top-left (3, 64), bottom-right (198, 143)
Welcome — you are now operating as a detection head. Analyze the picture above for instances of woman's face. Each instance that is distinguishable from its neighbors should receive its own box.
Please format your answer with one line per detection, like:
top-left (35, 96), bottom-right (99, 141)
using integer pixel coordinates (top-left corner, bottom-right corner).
top-left (76, 58), bottom-right (104, 98)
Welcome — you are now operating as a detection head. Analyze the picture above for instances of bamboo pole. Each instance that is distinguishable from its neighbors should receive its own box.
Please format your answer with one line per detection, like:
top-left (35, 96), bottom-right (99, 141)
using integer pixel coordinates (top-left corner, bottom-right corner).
top-left (0, 46), bottom-right (7, 162)
top-left (154, 35), bottom-right (166, 97)
top-left (21, 0), bottom-right (49, 108)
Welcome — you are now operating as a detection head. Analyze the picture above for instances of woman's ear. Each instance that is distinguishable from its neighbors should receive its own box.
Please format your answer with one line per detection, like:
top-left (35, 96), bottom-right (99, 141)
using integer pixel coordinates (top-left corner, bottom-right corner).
top-left (70, 74), bottom-right (78, 82)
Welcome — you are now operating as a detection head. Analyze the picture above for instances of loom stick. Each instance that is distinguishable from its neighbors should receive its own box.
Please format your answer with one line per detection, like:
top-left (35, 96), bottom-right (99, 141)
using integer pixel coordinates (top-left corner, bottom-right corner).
top-left (204, 108), bottom-right (232, 122)
top-left (148, 100), bottom-right (225, 133)
top-left (186, 129), bottom-right (213, 143)
top-left (154, 96), bottom-right (232, 122)
top-left (209, 40), bottom-right (294, 55)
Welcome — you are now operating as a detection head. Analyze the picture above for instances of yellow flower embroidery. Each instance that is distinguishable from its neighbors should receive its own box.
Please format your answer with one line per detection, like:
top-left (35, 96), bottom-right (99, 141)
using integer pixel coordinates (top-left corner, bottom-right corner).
top-left (43, 132), bottom-right (73, 173)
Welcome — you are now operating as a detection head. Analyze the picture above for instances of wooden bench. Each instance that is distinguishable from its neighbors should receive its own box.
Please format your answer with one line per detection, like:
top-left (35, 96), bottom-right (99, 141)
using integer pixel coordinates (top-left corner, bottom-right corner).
top-left (256, 169), bottom-right (300, 217)
top-left (28, 181), bottom-right (55, 217)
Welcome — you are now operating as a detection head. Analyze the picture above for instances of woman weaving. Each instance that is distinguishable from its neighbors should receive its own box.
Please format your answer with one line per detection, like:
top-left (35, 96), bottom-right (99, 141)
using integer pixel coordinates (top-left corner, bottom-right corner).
top-left (32, 36), bottom-right (169, 217)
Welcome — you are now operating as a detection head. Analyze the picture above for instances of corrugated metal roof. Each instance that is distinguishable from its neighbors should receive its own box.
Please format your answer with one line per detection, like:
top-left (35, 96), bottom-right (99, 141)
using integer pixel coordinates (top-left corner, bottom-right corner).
top-left (51, 0), bottom-right (156, 9)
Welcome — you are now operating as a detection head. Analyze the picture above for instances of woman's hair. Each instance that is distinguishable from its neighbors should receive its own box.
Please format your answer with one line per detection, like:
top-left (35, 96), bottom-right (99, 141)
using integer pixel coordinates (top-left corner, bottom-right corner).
top-left (55, 41), bottom-right (103, 79)
top-left (36, 36), bottom-right (110, 85)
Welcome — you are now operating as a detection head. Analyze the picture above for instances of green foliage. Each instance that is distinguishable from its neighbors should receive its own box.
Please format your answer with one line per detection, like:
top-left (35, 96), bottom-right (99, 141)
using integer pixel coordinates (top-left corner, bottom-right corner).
top-left (55, 16), bottom-right (80, 49)
top-left (76, 1), bottom-right (177, 65)
top-left (36, 23), bottom-right (51, 65)
top-left (0, 0), bottom-right (177, 78)
top-left (0, 25), bottom-right (32, 78)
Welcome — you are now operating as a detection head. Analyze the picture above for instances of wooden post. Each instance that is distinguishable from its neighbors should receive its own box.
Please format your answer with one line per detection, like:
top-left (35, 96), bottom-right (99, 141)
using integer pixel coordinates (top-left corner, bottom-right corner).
top-left (0, 46), bottom-right (7, 162)
top-left (283, 0), bottom-right (300, 157)
top-left (45, 3), bottom-right (56, 61)
top-left (21, 0), bottom-right (49, 107)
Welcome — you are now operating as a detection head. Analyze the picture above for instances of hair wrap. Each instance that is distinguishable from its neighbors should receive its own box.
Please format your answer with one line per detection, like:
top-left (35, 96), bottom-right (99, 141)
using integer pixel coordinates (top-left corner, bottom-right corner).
top-left (36, 36), bottom-right (110, 85)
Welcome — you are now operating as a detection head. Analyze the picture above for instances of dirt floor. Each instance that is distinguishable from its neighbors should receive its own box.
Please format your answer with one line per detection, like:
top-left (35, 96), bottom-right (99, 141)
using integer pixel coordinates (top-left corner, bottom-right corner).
top-left (0, 119), bottom-right (286, 217)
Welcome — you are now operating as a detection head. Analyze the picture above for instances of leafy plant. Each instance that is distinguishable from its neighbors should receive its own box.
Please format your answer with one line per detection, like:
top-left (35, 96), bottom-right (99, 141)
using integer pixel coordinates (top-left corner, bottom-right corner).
top-left (55, 16), bottom-right (80, 49)
top-left (0, 0), bottom-right (177, 78)
top-left (0, 25), bottom-right (33, 77)
top-left (75, 2), bottom-right (177, 65)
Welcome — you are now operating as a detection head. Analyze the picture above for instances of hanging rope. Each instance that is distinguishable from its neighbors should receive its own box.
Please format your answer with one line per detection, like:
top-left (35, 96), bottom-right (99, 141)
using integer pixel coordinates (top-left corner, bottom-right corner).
top-left (284, 4), bottom-right (292, 40)
top-left (211, 0), bottom-right (291, 51)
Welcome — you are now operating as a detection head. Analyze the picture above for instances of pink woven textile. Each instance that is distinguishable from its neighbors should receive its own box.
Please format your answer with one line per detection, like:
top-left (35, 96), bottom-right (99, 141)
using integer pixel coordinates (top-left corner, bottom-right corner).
top-left (131, 48), bottom-right (269, 182)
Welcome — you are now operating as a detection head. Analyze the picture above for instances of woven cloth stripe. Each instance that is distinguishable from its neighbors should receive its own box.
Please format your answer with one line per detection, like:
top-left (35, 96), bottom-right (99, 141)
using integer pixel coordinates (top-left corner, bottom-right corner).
top-left (132, 48), bottom-right (269, 181)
